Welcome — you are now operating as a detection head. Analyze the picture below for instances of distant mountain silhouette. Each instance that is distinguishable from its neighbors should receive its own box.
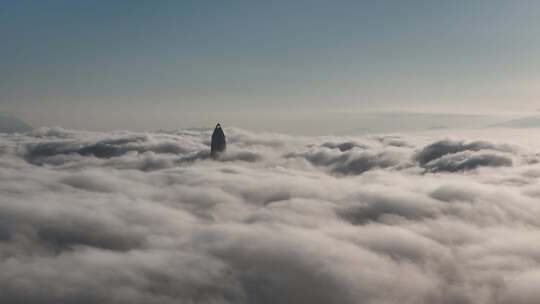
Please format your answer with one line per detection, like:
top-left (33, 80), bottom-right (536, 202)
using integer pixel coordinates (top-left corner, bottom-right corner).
top-left (0, 115), bottom-right (32, 133)
top-left (427, 125), bottom-right (449, 130)
top-left (489, 116), bottom-right (540, 128)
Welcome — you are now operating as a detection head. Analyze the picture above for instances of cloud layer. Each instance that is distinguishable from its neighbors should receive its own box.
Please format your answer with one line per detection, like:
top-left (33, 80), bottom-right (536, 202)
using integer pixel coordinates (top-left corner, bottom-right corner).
top-left (1, 127), bottom-right (540, 303)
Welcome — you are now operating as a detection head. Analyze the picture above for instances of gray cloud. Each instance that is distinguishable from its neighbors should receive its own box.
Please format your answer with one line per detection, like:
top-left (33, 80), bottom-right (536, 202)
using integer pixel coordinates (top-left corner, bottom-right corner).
top-left (0, 127), bottom-right (539, 303)
top-left (422, 151), bottom-right (513, 172)
top-left (415, 139), bottom-right (515, 172)
top-left (321, 141), bottom-right (368, 152)
top-left (23, 135), bottom-right (191, 165)
top-left (286, 146), bottom-right (406, 175)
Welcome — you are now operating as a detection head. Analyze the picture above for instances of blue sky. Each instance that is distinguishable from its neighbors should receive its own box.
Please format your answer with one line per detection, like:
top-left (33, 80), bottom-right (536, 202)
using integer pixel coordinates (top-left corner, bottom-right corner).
top-left (2, 1), bottom-right (540, 132)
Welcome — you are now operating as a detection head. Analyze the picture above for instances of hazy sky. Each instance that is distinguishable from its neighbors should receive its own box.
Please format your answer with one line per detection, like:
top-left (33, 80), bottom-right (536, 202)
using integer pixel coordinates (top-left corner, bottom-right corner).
top-left (2, 1), bottom-right (540, 132)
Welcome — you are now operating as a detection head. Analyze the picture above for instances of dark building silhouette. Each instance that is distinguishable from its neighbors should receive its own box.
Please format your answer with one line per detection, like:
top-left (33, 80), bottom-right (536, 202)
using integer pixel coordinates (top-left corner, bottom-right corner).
top-left (211, 123), bottom-right (226, 158)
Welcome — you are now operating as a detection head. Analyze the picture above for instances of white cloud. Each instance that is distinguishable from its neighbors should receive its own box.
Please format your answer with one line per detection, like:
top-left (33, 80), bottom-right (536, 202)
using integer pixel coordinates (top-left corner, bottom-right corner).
top-left (1, 127), bottom-right (540, 303)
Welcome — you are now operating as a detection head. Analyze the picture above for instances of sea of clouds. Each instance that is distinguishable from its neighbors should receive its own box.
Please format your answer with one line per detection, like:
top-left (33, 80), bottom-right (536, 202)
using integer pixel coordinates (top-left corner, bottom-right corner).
top-left (1, 126), bottom-right (540, 304)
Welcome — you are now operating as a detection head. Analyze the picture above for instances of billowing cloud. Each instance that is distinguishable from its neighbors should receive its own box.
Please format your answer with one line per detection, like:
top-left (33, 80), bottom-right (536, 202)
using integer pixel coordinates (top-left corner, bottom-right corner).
top-left (422, 151), bottom-right (513, 172)
top-left (1, 127), bottom-right (540, 303)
